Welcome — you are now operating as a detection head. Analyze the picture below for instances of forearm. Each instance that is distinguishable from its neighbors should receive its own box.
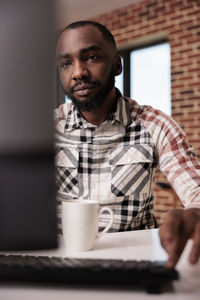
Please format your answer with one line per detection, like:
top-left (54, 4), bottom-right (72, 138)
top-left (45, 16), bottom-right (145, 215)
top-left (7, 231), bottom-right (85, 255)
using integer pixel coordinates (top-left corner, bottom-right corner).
top-left (159, 146), bottom-right (200, 209)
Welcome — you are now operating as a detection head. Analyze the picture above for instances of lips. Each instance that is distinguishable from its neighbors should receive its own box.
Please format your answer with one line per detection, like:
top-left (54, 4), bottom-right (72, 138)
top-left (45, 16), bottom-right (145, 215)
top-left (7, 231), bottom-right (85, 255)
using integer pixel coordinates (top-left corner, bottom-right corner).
top-left (73, 83), bottom-right (97, 96)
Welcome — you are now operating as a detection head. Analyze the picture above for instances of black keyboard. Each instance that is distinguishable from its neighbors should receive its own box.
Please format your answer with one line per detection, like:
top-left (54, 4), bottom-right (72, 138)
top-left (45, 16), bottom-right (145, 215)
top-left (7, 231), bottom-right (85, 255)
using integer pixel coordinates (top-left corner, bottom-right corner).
top-left (0, 254), bottom-right (179, 293)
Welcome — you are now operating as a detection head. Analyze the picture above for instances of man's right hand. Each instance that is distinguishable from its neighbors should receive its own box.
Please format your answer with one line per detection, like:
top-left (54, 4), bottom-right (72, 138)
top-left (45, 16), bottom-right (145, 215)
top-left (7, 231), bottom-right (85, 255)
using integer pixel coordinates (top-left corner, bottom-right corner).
top-left (159, 208), bottom-right (200, 268)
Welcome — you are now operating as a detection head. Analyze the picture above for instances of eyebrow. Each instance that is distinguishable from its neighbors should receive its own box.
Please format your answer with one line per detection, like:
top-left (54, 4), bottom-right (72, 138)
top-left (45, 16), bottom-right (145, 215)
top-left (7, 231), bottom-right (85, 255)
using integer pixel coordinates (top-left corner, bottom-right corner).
top-left (56, 45), bottom-right (103, 60)
top-left (80, 45), bottom-right (103, 54)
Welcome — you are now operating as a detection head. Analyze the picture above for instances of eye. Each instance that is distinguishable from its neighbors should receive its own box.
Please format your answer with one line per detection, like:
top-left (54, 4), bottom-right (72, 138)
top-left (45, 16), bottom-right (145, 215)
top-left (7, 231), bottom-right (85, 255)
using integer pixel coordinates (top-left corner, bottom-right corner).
top-left (60, 61), bottom-right (72, 69)
top-left (87, 55), bottom-right (98, 62)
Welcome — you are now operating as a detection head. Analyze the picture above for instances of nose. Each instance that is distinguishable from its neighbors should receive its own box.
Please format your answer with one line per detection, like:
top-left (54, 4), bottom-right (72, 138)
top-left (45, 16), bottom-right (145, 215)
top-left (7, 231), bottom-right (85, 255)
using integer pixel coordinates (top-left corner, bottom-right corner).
top-left (72, 61), bottom-right (89, 81)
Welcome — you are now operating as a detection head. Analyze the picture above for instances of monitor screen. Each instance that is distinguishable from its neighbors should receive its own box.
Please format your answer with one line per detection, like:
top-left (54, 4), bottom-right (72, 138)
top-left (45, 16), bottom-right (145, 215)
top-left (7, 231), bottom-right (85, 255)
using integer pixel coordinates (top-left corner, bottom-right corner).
top-left (0, 0), bottom-right (58, 250)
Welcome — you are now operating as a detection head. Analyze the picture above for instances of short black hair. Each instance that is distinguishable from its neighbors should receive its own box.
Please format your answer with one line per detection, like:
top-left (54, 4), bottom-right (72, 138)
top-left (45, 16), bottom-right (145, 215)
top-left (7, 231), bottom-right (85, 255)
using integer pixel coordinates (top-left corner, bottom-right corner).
top-left (57, 20), bottom-right (117, 51)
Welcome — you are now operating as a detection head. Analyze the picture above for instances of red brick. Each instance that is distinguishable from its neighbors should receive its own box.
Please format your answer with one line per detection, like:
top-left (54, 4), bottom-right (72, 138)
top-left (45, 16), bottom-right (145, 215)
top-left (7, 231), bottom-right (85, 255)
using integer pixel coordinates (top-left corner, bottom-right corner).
top-left (189, 125), bottom-right (200, 129)
top-left (188, 111), bottom-right (200, 115)
top-left (179, 48), bottom-right (193, 54)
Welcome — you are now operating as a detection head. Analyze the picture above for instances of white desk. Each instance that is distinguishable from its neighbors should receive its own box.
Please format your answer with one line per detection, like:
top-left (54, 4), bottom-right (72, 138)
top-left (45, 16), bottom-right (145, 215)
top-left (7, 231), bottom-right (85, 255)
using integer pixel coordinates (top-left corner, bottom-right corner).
top-left (0, 229), bottom-right (200, 300)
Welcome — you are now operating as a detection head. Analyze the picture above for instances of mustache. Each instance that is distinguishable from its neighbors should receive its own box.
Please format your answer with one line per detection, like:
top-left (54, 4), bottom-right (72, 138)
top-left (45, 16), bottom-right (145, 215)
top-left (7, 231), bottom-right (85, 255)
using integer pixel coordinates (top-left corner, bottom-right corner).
top-left (70, 80), bottom-right (101, 93)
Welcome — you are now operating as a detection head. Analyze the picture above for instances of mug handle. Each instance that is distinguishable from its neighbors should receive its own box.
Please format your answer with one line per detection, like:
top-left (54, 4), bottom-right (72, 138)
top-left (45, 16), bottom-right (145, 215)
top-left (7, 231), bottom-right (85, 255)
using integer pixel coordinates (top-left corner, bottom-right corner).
top-left (96, 207), bottom-right (114, 239)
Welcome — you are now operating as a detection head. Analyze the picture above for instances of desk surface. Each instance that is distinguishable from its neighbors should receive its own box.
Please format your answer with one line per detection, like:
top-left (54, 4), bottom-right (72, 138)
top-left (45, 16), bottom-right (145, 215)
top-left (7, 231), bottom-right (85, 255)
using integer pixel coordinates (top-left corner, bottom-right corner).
top-left (0, 229), bottom-right (200, 300)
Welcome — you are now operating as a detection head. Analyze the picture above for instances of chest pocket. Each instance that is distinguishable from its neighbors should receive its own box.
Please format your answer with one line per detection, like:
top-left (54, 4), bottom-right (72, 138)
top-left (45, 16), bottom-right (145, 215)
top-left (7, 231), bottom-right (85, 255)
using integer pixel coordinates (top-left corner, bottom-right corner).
top-left (109, 144), bottom-right (153, 198)
top-left (55, 147), bottom-right (79, 198)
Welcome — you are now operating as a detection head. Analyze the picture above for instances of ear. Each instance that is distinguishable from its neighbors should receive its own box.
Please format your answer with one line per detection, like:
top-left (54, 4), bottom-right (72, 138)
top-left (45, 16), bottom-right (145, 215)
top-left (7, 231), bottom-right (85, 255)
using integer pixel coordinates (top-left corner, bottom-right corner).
top-left (114, 55), bottom-right (122, 76)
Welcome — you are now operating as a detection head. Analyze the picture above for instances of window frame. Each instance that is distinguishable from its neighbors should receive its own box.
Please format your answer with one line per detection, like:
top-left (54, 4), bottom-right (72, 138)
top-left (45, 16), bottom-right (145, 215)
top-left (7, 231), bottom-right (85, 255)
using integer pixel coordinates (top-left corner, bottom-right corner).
top-left (118, 39), bottom-right (169, 98)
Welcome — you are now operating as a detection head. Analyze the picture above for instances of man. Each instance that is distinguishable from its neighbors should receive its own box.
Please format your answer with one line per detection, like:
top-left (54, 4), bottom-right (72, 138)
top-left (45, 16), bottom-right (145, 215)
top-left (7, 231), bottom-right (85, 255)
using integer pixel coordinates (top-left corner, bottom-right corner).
top-left (55, 20), bottom-right (200, 268)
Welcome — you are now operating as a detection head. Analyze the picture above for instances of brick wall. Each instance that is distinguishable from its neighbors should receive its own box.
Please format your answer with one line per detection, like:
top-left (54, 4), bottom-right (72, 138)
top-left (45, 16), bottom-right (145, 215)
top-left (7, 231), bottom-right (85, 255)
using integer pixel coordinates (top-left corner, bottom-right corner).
top-left (93, 0), bottom-right (200, 225)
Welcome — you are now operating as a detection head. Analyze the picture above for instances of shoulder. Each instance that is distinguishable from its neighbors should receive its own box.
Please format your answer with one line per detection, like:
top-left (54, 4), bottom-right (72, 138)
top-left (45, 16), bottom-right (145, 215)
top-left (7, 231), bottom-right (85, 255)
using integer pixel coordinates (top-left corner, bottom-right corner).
top-left (127, 98), bottom-right (185, 137)
top-left (54, 103), bottom-right (72, 125)
top-left (126, 98), bottom-right (188, 155)
top-left (54, 103), bottom-right (72, 132)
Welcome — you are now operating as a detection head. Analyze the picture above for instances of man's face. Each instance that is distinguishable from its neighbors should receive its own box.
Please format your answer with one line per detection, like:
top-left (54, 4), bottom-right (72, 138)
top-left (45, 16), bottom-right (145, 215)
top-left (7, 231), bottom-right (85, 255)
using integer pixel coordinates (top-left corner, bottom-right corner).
top-left (56, 25), bottom-right (119, 111)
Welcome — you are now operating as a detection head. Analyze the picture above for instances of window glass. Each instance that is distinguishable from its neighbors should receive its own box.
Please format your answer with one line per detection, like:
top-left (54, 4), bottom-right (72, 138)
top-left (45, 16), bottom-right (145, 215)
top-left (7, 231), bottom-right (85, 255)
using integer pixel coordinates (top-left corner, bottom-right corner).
top-left (65, 95), bottom-right (71, 103)
top-left (130, 43), bottom-right (171, 115)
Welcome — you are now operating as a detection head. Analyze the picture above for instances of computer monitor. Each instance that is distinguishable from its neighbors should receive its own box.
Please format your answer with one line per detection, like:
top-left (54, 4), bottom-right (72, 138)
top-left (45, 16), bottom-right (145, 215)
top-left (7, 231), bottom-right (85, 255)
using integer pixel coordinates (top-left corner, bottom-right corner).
top-left (0, 0), bottom-right (58, 250)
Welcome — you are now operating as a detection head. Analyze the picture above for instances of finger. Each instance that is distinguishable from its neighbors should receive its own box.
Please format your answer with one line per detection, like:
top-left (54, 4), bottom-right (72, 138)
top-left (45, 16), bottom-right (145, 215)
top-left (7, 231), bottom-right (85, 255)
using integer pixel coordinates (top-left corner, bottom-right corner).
top-left (159, 210), bottom-right (186, 268)
top-left (189, 222), bottom-right (200, 264)
top-left (159, 209), bottom-right (182, 244)
top-left (165, 236), bottom-right (187, 268)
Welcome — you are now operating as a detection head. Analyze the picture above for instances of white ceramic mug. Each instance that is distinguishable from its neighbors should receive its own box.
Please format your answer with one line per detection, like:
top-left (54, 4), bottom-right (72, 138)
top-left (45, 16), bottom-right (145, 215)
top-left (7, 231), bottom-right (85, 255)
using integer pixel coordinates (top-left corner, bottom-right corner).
top-left (61, 200), bottom-right (114, 252)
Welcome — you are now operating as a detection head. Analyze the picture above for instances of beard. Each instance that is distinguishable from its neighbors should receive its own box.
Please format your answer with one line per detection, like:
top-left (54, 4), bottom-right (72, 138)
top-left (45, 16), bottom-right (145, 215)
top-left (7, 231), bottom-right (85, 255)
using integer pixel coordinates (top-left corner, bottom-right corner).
top-left (63, 66), bottom-right (115, 112)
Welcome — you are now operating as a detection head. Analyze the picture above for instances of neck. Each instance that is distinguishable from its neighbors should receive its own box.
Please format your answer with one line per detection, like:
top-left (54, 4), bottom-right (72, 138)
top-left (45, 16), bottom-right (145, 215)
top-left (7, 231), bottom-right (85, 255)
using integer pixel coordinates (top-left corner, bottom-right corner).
top-left (79, 88), bottom-right (117, 127)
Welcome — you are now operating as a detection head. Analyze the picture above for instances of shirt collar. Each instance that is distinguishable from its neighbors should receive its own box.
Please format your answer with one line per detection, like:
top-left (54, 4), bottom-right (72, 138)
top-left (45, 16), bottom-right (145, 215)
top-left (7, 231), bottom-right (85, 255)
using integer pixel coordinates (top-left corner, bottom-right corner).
top-left (113, 89), bottom-right (131, 126)
top-left (64, 89), bottom-right (132, 132)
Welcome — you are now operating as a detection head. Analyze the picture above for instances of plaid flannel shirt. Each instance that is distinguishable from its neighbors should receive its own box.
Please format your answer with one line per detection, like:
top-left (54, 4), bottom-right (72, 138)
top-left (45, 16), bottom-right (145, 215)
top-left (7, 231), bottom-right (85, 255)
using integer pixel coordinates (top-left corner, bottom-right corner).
top-left (55, 91), bottom-right (200, 232)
